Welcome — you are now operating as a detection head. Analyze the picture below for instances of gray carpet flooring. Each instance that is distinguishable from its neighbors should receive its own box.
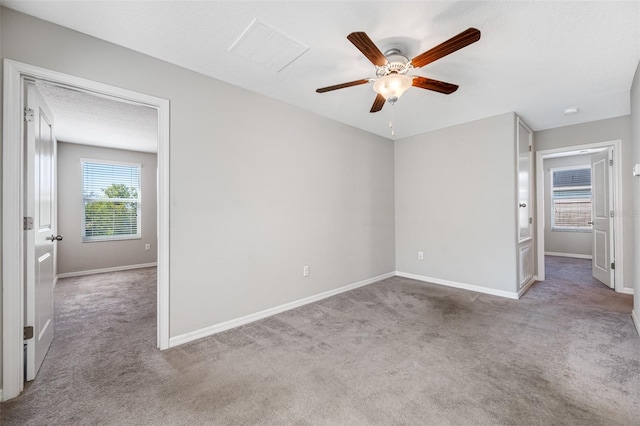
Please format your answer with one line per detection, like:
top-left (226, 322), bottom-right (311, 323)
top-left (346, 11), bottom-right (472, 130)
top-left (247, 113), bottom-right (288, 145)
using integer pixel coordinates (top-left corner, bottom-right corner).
top-left (1, 256), bottom-right (638, 425)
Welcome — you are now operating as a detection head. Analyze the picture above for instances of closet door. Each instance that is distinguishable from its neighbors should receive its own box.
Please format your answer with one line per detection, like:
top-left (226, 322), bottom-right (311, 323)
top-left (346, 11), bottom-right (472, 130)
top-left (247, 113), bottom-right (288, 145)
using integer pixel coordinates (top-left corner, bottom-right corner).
top-left (517, 117), bottom-right (534, 289)
top-left (517, 119), bottom-right (533, 242)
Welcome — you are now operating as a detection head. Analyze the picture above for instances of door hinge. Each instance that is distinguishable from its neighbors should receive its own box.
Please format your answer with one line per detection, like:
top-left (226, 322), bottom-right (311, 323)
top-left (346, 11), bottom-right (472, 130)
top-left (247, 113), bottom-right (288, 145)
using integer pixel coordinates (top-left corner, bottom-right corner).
top-left (610, 211), bottom-right (614, 217)
top-left (529, 217), bottom-right (533, 224)
top-left (24, 107), bottom-right (34, 122)
top-left (24, 216), bottom-right (33, 230)
top-left (611, 262), bottom-right (615, 270)
top-left (609, 159), bottom-right (613, 166)
top-left (529, 145), bottom-right (532, 152)
top-left (24, 326), bottom-right (34, 340)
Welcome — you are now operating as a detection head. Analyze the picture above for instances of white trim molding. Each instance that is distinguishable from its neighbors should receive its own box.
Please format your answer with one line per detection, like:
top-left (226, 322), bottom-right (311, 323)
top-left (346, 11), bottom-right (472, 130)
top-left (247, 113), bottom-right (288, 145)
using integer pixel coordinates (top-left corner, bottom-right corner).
top-left (620, 288), bottom-right (634, 295)
top-left (544, 252), bottom-right (593, 260)
top-left (632, 310), bottom-right (640, 337)
top-left (169, 272), bottom-right (395, 347)
top-left (57, 263), bottom-right (157, 279)
top-left (2, 59), bottom-right (25, 401)
top-left (395, 271), bottom-right (520, 300)
top-left (2, 59), bottom-right (170, 402)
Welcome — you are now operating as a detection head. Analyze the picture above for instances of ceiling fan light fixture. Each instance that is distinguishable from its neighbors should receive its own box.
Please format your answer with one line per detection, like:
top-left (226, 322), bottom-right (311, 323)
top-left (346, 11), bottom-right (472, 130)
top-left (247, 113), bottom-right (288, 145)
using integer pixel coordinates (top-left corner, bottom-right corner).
top-left (316, 27), bottom-right (481, 114)
top-left (373, 74), bottom-right (413, 102)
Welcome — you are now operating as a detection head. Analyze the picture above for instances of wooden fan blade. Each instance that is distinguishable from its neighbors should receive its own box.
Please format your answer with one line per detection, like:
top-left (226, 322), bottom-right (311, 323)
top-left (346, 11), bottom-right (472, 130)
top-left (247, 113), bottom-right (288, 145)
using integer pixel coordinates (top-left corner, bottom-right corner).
top-left (370, 94), bottom-right (386, 113)
top-left (316, 79), bottom-right (370, 93)
top-left (412, 76), bottom-right (459, 94)
top-left (347, 32), bottom-right (388, 67)
top-left (411, 28), bottom-right (481, 68)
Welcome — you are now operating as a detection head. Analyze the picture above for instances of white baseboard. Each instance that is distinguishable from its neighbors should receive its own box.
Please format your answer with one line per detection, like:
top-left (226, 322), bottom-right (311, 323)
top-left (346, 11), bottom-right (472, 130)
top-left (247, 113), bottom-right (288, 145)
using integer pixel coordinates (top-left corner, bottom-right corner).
top-left (518, 276), bottom-right (538, 298)
top-left (632, 310), bottom-right (640, 337)
top-left (57, 262), bottom-right (157, 279)
top-left (395, 271), bottom-right (519, 300)
top-left (0, 389), bottom-right (3, 402)
top-left (169, 271), bottom-right (396, 348)
top-left (545, 252), bottom-right (592, 259)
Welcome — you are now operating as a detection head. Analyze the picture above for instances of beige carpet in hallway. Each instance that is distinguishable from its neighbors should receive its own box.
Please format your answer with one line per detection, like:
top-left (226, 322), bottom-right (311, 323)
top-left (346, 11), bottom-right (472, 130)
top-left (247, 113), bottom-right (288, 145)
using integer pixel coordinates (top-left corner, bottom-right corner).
top-left (1, 257), bottom-right (638, 425)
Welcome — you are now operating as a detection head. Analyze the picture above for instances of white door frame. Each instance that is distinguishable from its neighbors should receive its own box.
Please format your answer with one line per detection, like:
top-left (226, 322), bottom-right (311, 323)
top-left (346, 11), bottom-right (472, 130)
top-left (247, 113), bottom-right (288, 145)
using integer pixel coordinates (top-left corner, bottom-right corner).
top-left (535, 139), bottom-right (625, 292)
top-left (2, 59), bottom-right (171, 401)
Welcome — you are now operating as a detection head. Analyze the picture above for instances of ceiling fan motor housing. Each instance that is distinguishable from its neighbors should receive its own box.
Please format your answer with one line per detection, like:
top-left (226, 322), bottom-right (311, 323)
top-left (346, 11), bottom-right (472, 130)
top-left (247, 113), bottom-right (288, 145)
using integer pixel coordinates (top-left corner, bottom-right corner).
top-left (376, 49), bottom-right (412, 78)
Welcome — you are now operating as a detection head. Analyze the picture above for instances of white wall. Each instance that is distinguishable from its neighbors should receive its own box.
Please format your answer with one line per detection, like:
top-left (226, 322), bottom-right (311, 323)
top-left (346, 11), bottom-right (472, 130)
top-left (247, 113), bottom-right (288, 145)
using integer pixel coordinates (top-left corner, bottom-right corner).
top-left (56, 142), bottom-right (158, 275)
top-left (395, 112), bottom-right (518, 294)
top-left (535, 116), bottom-right (634, 292)
top-left (631, 60), bottom-right (640, 329)
top-left (543, 155), bottom-right (592, 257)
top-left (0, 9), bottom-right (396, 343)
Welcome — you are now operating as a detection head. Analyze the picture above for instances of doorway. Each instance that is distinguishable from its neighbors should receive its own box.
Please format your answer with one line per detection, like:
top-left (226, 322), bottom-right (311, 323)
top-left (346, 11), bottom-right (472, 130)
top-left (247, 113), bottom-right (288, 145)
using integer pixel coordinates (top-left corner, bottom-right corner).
top-left (2, 60), bottom-right (170, 401)
top-left (535, 140), bottom-right (625, 292)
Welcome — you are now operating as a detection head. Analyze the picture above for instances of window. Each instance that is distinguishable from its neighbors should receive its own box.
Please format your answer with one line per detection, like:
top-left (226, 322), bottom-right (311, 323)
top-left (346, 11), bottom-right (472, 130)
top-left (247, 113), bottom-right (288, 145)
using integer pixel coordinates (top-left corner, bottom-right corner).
top-left (82, 160), bottom-right (141, 241)
top-left (551, 167), bottom-right (591, 231)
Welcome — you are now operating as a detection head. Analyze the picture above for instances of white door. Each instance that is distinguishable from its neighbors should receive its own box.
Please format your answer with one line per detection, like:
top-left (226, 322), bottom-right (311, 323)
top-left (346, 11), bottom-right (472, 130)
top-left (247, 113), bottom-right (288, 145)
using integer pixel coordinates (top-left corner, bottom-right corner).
top-left (24, 80), bottom-right (59, 380)
top-left (517, 120), bottom-right (533, 242)
top-left (590, 148), bottom-right (614, 288)
top-left (517, 118), bottom-right (534, 289)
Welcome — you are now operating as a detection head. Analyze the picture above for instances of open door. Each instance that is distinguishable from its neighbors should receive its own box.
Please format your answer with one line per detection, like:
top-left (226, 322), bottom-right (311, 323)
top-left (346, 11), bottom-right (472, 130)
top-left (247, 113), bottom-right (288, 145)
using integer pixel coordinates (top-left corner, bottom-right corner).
top-left (590, 148), bottom-right (614, 288)
top-left (24, 80), bottom-right (60, 380)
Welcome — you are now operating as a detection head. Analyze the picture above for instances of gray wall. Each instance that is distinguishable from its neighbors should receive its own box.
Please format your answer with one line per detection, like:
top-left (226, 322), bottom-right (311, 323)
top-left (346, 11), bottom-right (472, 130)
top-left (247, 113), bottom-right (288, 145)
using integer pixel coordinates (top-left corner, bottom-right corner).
top-left (543, 155), bottom-right (592, 257)
top-left (0, 8), bottom-right (396, 343)
top-left (395, 112), bottom-right (518, 293)
top-left (535, 116), bottom-right (634, 292)
top-left (57, 142), bottom-right (158, 275)
top-left (631, 61), bottom-right (640, 323)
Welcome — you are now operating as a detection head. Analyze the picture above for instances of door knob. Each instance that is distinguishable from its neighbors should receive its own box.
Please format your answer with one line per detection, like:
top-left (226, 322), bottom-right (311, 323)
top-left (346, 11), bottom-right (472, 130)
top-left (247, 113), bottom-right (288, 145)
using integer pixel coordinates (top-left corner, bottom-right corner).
top-left (46, 234), bottom-right (63, 241)
top-left (519, 203), bottom-right (527, 208)
top-left (587, 221), bottom-right (594, 225)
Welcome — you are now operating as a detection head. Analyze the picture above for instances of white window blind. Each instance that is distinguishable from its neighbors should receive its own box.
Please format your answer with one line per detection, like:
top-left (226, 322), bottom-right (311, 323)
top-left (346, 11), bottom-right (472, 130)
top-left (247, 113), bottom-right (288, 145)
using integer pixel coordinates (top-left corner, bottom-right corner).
top-left (82, 160), bottom-right (141, 241)
top-left (551, 167), bottom-right (591, 230)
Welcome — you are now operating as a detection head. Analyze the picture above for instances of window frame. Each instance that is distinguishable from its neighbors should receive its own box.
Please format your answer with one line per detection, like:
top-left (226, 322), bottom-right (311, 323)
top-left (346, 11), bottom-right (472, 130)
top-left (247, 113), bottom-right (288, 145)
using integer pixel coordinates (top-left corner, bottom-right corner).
top-left (81, 158), bottom-right (142, 242)
top-left (550, 165), bottom-right (592, 233)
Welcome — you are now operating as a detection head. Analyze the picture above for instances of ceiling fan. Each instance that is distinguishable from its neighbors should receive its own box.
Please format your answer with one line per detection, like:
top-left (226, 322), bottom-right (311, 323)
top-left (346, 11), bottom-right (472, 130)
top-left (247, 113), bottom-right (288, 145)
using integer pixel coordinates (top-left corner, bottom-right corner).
top-left (316, 28), bottom-right (481, 113)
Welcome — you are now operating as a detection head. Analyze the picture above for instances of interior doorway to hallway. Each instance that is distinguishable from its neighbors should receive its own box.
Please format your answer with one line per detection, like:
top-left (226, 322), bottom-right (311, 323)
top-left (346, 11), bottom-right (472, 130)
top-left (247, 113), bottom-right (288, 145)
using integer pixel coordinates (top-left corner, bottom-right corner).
top-left (535, 140), bottom-right (625, 293)
top-left (2, 60), bottom-right (170, 401)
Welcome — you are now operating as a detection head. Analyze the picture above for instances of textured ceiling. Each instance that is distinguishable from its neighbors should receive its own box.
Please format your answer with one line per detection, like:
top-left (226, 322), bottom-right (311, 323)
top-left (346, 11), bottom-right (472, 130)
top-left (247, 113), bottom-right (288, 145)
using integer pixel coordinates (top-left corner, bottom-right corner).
top-left (36, 82), bottom-right (158, 153)
top-left (4, 1), bottom-right (640, 141)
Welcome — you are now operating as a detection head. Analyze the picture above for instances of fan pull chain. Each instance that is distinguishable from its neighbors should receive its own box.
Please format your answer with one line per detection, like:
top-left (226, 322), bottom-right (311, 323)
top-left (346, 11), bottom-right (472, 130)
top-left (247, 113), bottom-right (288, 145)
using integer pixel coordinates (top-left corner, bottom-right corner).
top-left (389, 103), bottom-right (395, 137)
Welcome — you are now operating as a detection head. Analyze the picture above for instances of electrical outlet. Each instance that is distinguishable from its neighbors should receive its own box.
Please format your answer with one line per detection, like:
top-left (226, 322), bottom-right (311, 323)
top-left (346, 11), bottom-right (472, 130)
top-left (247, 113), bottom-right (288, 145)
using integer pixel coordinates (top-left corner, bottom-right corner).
top-left (418, 251), bottom-right (424, 260)
top-left (303, 265), bottom-right (310, 277)
top-left (145, 243), bottom-right (151, 251)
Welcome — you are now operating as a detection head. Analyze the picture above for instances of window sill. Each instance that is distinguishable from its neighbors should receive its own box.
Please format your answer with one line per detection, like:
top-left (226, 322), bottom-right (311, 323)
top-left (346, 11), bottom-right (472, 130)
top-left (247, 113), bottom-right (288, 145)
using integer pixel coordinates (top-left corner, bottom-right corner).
top-left (551, 228), bottom-right (592, 233)
top-left (82, 236), bottom-right (142, 243)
